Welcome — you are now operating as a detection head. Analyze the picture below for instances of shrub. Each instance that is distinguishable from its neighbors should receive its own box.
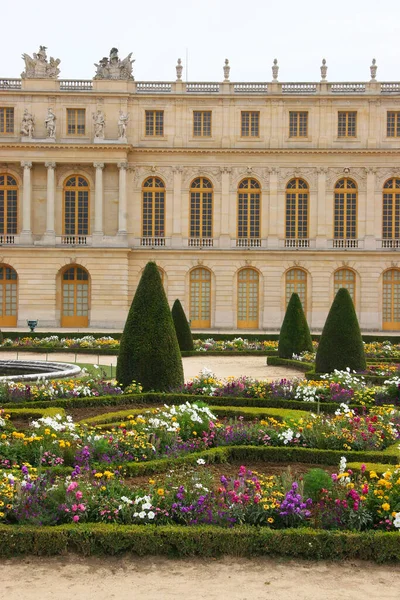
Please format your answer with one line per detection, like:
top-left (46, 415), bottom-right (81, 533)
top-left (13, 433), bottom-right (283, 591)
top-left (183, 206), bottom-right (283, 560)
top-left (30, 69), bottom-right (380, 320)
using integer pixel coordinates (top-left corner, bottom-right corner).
top-left (171, 299), bottom-right (194, 351)
top-left (315, 288), bottom-right (366, 374)
top-left (116, 262), bottom-right (184, 391)
top-left (303, 468), bottom-right (333, 502)
top-left (278, 293), bottom-right (313, 359)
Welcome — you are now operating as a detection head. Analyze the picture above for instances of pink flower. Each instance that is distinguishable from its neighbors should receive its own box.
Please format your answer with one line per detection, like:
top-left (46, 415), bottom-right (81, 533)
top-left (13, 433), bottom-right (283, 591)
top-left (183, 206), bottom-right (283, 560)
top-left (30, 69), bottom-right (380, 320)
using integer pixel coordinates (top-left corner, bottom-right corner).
top-left (72, 504), bottom-right (78, 512)
top-left (77, 503), bottom-right (86, 511)
top-left (72, 515), bottom-right (80, 522)
top-left (75, 491), bottom-right (83, 500)
top-left (67, 482), bottom-right (78, 492)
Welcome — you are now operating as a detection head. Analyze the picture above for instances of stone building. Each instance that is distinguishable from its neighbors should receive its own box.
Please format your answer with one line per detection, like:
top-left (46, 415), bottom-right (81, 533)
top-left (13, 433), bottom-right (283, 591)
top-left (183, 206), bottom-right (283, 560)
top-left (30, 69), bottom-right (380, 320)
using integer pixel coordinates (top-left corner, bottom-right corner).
top-left (0, 48), bottom-right (399, 331)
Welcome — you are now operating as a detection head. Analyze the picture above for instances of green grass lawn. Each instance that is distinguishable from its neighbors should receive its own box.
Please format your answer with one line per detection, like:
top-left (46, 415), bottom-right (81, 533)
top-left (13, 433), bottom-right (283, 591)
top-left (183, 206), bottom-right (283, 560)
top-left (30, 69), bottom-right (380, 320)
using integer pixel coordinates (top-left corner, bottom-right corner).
top-left (75, 362), bottom-right (115, 379)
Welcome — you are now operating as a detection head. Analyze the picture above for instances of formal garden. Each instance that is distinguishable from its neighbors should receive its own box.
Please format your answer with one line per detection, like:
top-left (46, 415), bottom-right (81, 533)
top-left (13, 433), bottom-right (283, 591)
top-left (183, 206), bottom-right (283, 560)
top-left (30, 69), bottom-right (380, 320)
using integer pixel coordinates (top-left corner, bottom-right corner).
top-left (1, 263), bottom-right (400, 561)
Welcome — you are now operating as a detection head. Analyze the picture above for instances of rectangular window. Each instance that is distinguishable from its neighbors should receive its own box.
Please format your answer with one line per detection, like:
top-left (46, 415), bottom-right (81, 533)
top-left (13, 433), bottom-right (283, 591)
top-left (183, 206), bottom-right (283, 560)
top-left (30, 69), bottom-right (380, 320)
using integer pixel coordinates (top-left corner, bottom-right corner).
top-left (193, 111), bottom-right (212, 137)
top-left (67, 109), bottom-right (86, 135)
top-left (241, 111), bottom-right (260, 137)
top-left (0, 108), bottom-right (14, 134)
top-left (338, 111), bottom-right (357, 137)
top-left (387, 112), bottom-right (400, 137)
top-left (145, 110), bottom-right (164, 136)
top-left (289, 112), bottom-right (308, 137)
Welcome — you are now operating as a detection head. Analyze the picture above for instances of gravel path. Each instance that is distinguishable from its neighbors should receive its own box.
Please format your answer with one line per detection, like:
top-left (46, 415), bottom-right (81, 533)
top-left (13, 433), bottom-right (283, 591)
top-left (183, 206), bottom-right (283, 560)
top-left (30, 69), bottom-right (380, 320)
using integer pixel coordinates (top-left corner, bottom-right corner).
top-left (0, 351), bottom-right (301, 382)
top-left (1, 556), bottom-right (398, 600)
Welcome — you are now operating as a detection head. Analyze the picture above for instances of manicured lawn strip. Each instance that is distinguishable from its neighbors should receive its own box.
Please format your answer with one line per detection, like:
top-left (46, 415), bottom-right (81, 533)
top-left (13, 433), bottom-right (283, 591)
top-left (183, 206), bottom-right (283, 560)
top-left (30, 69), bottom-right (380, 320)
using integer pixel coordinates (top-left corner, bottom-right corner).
top-left (347, 462), bottom-right (399, 475)
top-left (0, 524), bottom-right (399, 561)
top-left (1, 392), bottom-right (346, 413)
top-left (6, 407), bottom-right (65, 420)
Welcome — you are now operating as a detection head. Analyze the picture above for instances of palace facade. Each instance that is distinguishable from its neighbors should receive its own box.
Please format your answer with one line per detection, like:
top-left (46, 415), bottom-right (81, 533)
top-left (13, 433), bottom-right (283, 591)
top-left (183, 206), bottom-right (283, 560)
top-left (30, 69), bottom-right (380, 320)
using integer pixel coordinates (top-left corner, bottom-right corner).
top-left (0, 49), bottom-right (400, 331)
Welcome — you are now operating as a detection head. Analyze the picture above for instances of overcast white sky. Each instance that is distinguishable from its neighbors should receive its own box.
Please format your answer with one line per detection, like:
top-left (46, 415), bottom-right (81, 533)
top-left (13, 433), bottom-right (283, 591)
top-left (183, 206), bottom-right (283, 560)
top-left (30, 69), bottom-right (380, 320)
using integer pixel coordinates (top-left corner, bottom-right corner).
top-left (3, 0), bottom-right (400, 82)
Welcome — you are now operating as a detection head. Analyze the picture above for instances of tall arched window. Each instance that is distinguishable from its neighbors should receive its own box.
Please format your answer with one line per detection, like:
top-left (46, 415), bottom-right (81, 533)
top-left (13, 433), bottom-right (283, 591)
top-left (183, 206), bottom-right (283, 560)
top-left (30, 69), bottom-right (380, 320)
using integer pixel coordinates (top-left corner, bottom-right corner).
top-left (61, 266), bottom-right (89, 327)
top-left (0, 175), bottom-right (18, 236)
top-left (383, 269), bottom-right (400, 330)
top-left (285, 268), bottom-right (307, 312)
top-left (190, 178), bottom-right (213, 240)
top-left (334, 269), bottom-right (356, 304)
top-left (334, 178), bottom-right (357, 239)
top-left (237, 268), bottom-right (259, 329)
top-left (63, 176), bottom-right (89, 236)
top-left (190, 268), bottom-right (211, 328)
top-left (237, 178), bottom-right (260, 245)
top-left (285, 179), bottom-right (309, 239)
top-left (383, 178), bottom-right (400, 240)
top-left (0, 265), bottom-right (17, 326)
top-left (142, 177), bottom-right (165, 240)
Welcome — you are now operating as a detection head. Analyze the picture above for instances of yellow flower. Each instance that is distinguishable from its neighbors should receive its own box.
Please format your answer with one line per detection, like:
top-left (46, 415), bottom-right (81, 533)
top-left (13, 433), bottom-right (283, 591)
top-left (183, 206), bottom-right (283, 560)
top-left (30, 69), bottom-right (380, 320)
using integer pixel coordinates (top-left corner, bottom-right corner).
top-left (382, 503), bottom-right (390, 511)
top-left (267, 517), bottom-right (274, 524)
top-left (369, 471), bottom-right (378, 479)
top-left (149, 479), bottom-right (156, 485)
top-left (94, 472), bottom-right (103, 478)
top-left (157, 488), bottom-right (165, 496)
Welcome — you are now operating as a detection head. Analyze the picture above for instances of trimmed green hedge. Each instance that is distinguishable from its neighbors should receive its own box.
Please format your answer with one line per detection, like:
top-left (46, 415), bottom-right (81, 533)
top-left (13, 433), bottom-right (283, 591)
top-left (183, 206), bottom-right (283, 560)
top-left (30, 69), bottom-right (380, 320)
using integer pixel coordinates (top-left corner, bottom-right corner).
top-left (80, 406), bottom-right (309, 426)
top-left (1, 392), bottom-right (346, 414)
top-left (0, 524), bottom-right (399, 561)
top-left (6, 407), bottom-right (65, 420)
top-left (267, 356), bottom-right (314, 372)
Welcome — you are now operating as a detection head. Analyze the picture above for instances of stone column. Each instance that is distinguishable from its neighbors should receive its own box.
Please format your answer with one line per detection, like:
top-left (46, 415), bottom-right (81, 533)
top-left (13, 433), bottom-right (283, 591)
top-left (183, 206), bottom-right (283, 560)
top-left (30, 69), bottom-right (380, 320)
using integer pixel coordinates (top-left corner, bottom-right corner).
top-left (268, 167), bottom-right (279, 248)
top-left (117, 162), bottom-right (128, 236)
top-left (44, 161), bottom-right (56, 243)
top-left (20, 161), bottom-right (32, 243)
top-left (365, 167), bottom-right (376, 249)
top-left (93, 162), bottom-right (104, 237)
top-left (316, 167), bottom-right (327, 248)
top-left (171, 166), bottom-right (183, 247)
top-left (220, 167), bottom-right (231, 248)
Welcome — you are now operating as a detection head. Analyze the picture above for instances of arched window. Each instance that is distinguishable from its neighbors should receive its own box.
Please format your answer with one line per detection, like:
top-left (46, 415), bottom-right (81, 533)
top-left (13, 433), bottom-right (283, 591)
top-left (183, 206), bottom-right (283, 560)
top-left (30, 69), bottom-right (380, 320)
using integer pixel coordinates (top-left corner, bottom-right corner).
top-left (334, 269), bottom-right (356, 303)
top-left (334, 178), bottom-right (357, 239)
top-left (190, 178), bottom-right (213, 239)
top-left (285, 268), bottom-right (307, 312)
top-left (285, 179), bottom-right (308, 239)
top-left (190, 268), bottom-right (211, 328)
top-left (142, 177), bottom-right (165, 239)
top-left (237, 268), bottom-right (259, 329)
top-left (61, 266), bottom-right (89, 327)
top-left (0, 175), bottom-right (18, 235)
top-left (383, 269), bottom-right (400, 330)
top-left (383, 178), bottom-right (400, 240)
top-left (237, 178), bottom-right (260, 243)
top-left (63, 176), bottom-right (89, 236)
top-left (0, 265), bottom-right (17, 326)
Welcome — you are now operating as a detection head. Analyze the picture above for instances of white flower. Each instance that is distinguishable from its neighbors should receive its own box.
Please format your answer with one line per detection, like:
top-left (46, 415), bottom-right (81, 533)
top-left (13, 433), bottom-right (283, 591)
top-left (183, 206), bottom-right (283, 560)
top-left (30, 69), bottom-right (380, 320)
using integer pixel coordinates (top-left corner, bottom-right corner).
top-left (120, 496), bottom-right (133, 505)
top-left (196, 458), bottom-right (206, 465)
top-left (147, 511), bottom-right (155, 520)
top-left (142, 502), bottom-right (152, 510)
top-left (393, 513), bottom-right (400, 528)
top-left (138, 511), bottom-right (146, 519)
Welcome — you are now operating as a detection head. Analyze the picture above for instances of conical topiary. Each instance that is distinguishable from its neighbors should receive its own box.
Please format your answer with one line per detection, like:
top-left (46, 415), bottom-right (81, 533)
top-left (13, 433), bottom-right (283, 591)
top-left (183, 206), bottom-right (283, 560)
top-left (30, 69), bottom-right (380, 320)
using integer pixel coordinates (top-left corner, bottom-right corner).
top-left (278, 293), bottom-right (313, 358)
top-left (315, 287), bottom-right (366, 374)
top-left (116, 262), bottom-right (184, 391)
top-left (172, 299), bottom-right (194, 351)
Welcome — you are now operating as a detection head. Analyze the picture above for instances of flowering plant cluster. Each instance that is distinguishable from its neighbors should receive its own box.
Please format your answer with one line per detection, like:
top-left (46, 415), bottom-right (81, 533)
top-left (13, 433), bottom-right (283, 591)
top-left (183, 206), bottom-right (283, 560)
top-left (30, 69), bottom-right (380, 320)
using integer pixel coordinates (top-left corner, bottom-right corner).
top-left (193, 338), bottom-right (279, 352)
top-left (1, 335), bottom-right (120, 350)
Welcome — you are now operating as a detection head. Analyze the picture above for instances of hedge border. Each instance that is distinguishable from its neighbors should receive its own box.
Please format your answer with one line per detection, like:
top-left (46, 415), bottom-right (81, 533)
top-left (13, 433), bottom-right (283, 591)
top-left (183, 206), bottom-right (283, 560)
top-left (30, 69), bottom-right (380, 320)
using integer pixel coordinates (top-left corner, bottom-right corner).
top-left (267, 356), bottom-right (314, 372)
top-left (0, 524), bottom-right (399, 561)
top-left (1, 392), bottom-right (348, 414)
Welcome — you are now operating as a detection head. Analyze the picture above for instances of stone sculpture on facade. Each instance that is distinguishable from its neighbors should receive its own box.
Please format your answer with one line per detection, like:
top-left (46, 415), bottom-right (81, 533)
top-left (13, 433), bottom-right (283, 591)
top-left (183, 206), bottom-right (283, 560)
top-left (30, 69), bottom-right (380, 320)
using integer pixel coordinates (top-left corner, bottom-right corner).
top-left (20, 109), bottom-right (35, 138)
top-left (320, 58), bottom-right (328, 81)
top-left (223, 59), bottom-right (230, 82)
top-left (45, 108), bottom-right (56, 139)
top-left (176, 58), bottom-right (183, 81)
top-left (21, 46), bottom-right (61, 79)
top-left (370, 58), bottom-right (378, 81)
top-left (118, 111), bottom-right (129, 140)
top-left (93, 110), bottom-right (105, 139)
top-left (272, 59), bottom-right (279, 81)
top-left (94, 48), bottom-right (134, 80)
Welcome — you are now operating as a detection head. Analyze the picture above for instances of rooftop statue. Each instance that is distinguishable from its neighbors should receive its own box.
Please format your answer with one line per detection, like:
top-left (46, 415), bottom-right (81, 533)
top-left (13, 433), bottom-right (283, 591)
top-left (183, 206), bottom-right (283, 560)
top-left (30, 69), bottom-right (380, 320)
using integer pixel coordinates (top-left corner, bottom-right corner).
top-left (21, 46), bottom-right (61, 79)
top-left (94, 48), bottom-right (134, 80)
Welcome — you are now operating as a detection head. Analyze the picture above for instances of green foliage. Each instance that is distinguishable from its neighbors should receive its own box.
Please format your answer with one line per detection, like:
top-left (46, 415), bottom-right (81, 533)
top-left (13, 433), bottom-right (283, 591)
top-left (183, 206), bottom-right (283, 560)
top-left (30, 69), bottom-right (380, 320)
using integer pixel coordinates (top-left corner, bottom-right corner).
top-left (278, 293), bottom-right (313, 359)
top-left (267, 356), bottom-right (314, 372)
top-left (116, 262), bottom-right (184, 391)
top-left (303, 469), bottom-right (333, 502)
top-left (171, 299), bottom-right (194, 351)
top-left (315, 288), bottom-right (366, 374)
top-left (0, 525), bottom-right (399, 561)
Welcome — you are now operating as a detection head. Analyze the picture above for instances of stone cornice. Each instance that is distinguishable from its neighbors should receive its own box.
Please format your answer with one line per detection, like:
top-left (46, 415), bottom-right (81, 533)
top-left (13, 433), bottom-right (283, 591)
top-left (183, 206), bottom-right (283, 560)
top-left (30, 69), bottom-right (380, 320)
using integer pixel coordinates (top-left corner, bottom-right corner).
top-left (132, 147), bottom-right (400, 156)
top-left (0, 142), bottom-right (130, 151)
